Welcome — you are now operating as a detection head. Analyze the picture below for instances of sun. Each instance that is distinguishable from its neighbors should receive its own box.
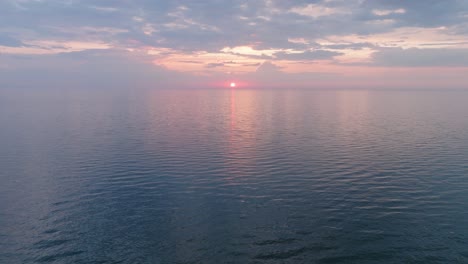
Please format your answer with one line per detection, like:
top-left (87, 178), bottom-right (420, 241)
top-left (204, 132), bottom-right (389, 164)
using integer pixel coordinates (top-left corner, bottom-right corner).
top-left (230, 82), bottom-right (236, 88)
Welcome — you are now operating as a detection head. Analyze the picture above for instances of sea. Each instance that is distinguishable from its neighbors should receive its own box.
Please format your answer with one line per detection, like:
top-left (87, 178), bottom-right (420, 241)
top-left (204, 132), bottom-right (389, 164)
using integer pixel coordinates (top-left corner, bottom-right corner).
top-left (1, 88), bottom-right (468, 263)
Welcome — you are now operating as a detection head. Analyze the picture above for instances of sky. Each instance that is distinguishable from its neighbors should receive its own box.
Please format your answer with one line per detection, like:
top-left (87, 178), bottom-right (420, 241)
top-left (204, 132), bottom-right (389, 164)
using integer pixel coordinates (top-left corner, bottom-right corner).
top-left (1, 0), bottom-right (468, 89)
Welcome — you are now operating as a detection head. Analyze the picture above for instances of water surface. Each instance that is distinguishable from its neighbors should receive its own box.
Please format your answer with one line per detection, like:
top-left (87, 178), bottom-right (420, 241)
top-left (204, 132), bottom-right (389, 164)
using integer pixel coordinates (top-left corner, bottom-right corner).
top-left (1, 88), bottom-right (468, 263)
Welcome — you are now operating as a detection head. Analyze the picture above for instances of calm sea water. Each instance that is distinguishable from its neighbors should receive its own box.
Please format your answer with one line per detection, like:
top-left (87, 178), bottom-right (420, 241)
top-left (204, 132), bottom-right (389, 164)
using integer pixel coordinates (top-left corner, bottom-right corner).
top-left (1, 88), bottom-right (468, 263)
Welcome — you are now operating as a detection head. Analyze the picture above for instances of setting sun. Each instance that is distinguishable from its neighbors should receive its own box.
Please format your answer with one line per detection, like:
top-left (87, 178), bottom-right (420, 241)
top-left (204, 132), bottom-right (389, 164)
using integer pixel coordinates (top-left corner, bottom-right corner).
top-left (230, 82), bottom-right (236, 88)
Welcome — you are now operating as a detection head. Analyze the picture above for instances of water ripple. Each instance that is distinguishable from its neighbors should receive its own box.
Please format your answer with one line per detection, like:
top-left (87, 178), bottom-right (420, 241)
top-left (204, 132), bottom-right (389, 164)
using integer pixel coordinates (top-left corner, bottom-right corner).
top-left (1, 89), bottom-right (468, 263)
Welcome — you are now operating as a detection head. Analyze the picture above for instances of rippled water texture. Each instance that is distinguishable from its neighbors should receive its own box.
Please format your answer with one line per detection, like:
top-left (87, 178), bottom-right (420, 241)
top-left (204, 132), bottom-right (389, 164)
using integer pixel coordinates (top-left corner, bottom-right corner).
top-left (1, 88), bottom-right (468, 263)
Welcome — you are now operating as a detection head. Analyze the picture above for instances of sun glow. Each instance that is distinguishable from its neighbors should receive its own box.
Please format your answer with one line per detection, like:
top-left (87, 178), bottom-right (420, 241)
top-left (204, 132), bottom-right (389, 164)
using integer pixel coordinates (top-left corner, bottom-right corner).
top-left (230, 82), bottom-right (236, 87)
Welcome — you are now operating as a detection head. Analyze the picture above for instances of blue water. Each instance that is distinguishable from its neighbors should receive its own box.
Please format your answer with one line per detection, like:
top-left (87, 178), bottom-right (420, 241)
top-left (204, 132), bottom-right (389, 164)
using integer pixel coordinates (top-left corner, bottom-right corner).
top-left (1, 88), bottom-right (468, 263)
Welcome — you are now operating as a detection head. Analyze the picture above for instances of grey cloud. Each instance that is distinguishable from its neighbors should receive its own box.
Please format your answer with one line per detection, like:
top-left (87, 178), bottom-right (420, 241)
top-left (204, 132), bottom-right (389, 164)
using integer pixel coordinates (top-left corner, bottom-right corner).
top-left (0, 49), bottom-right (179, 88)
top-left (178, 60), bottom-right (204, 64)
top-left (205, 62), bottom-right (224, 68)
top-left (361, 0), bottom-right (468, 28)
top-left (242, 61), bottom-right (340, 88)
top-left (323, 43), bottom-right (375, 50)
top-left (243, 62), bottom-right (261, 67)
top-left (275, 50), bottom-right (341, 61)
top-left (256, 61), bottom-right (282, 73)
top-left (372, 47), bottom-right (468, 67)
top-left (0, 35), bottom-right (23, 47)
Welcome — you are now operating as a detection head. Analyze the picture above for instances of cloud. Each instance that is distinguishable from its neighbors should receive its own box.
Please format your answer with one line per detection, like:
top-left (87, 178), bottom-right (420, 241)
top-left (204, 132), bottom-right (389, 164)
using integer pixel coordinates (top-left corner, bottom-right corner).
top-left (372, 47), bottom-right (468, 67)
top-left (275, 50), bottom-right (341, 61)
top-left (290, 3), bottom-right (349, 18)
top-left (205, 62), bottom-right (224, 68)
top-left (1, 40), bottom-right (111, 55)
top-left (0, 36), bottom-right (23, 48)
top-left (221, 46), bottom-right (280, 57)
top-left (239, 61), bottom-right (341, 88)
top-left (256, 61), bottom-right (282, 73)
top-left (362, 0), bottom-right (468, 27)
top-left (0, 49), bottom-right (179, 88)
top-left (372, 8), bottom-right (406, 16)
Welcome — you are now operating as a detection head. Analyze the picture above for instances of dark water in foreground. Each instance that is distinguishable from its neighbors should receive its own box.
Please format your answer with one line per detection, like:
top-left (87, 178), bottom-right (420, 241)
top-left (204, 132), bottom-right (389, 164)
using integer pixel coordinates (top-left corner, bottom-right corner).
top-left (1, 88), bottom-right (468, 263)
